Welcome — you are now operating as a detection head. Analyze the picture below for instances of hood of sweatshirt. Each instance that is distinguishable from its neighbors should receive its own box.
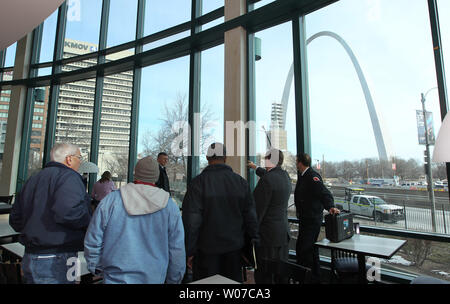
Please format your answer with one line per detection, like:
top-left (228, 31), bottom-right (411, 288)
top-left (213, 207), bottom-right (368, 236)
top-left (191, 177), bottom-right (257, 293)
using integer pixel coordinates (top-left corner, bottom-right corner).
top-left (120, 183), bottom-right (169, 216)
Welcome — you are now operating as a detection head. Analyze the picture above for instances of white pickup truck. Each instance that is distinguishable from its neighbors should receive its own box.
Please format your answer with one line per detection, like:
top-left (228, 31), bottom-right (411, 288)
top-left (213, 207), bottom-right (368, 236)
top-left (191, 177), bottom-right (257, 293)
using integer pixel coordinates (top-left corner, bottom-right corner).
top-left (335, 188), bottom-right (405, 223)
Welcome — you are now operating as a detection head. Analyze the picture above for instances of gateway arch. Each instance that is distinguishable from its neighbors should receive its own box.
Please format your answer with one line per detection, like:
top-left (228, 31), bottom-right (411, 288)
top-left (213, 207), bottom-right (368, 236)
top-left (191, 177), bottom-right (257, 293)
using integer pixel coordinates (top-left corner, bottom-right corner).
top-left (279, 31), bottom-right (388, 161)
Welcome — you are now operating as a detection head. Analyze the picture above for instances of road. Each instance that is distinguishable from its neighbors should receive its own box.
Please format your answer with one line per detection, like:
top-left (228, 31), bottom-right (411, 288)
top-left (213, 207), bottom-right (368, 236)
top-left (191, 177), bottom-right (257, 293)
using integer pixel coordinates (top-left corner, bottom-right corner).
top-left (287, 190), bottom-right (450, 234)
top-left (289, 184), bottom-right (450, 209)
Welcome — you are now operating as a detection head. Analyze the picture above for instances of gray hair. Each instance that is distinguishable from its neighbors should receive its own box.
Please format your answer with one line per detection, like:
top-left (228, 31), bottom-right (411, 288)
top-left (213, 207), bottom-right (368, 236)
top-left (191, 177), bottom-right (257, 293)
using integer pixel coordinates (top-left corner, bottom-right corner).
top-left (50, 143), bottom-right (80, 163)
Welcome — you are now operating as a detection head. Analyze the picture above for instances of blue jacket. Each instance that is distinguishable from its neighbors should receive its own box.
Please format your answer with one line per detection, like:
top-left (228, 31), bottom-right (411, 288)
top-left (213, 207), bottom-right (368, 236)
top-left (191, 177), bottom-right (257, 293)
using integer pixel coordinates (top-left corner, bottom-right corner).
top-left (84, 183), bottom-right (186, 284)
top-left (9, 161), bottom-right (92, 253)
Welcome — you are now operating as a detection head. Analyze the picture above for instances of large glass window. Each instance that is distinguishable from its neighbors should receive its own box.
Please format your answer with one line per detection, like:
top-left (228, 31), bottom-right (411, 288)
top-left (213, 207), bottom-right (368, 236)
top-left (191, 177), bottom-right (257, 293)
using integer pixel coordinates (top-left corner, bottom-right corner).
top-left (107, 0), bottom-right (138, 49)
top-left (138, 56), bottom-right (190, 207)
top-left (202, 0), bottom-right (223, 15)
top-left (55, 78), bottom-right (95, 160)
top-left (98, 70), bottom-right (133, 188)
top-left (4, 43), bottom-right (17, 68)
top-left (38, 10), bottom-right (58, 76)
top-left (64, 0), bottom-right (102, 60)
top-left (305, 0), bottom-right (448, 280)
top-left (144, 1), bottom-right (190, 36)
top-left (253, 22), bottom-right (297, 244)
top-left (199, 45), bottom-right (224, 172)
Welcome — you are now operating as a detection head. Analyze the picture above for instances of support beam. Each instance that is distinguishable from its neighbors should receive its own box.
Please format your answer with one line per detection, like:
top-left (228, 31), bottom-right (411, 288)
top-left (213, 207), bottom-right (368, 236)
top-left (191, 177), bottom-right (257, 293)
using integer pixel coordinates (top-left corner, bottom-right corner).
top-left (0, 33), bottom-right (33, 196)
top-left (224, 0), bottom-right (247, 177)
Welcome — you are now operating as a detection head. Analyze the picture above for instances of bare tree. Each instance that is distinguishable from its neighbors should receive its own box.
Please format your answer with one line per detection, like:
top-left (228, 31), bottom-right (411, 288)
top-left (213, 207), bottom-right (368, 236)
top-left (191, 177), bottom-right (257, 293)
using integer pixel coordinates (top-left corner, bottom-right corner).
top-left (140, 93), bottom-right (216, 188)
top-left (103, 151), bottom-right (129, 185)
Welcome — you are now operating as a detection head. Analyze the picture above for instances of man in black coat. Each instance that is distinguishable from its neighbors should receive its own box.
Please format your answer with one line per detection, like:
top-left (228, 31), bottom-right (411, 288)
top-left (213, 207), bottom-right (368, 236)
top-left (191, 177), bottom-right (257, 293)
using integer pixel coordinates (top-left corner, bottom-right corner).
top-left (294, 153), bottom-right (340, 283)
top-left (248, 148), bottom-right (291, 284)
top-left (182, 143), bottom-right (259, 282)
top-left (156, 152), bottom-right (170, 193)
top-left (10, 143), bottom-right (92, 284)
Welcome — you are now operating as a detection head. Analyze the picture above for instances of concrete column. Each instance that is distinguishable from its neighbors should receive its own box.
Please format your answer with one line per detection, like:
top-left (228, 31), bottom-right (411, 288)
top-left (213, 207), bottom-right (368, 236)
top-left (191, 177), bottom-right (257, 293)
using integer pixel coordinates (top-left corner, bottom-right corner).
top-left (0, 33), bottom-right (33, 196)
top-left (224, 0), bottom-right (247, 177)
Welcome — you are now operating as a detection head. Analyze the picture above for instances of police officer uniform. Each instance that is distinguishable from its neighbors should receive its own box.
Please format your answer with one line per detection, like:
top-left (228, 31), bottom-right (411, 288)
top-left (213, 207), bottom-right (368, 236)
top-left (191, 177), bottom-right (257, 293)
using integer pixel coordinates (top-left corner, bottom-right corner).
top-left (294, 166), bottom-right (334, 283)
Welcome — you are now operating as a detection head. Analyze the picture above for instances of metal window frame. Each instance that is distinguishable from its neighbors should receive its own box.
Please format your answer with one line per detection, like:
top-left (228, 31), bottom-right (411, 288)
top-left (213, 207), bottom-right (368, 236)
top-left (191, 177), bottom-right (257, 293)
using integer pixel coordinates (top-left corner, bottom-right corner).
top-left (42, 2), bottom-right (68, 165)
top-left (187, 0), bottom-right (202, 185)
top-left (15, 24), bottom-right (44, 193)
top-left (292, 15), bottom-right (311, 156)
top-left (0, 0), bottom-right (336, 89)
top-left (428, 0), bottom-right (450, 202)
top-left (128, 0), bottom-right (146, 183)
top-left (87, 0), bottom-right (111, 192)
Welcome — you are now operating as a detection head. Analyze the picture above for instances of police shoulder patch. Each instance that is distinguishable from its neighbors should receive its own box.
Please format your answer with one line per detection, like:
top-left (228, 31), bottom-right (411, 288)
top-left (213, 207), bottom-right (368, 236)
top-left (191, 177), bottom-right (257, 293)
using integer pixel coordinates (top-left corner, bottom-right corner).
top-left (313, 177), bottom-right (320, 182)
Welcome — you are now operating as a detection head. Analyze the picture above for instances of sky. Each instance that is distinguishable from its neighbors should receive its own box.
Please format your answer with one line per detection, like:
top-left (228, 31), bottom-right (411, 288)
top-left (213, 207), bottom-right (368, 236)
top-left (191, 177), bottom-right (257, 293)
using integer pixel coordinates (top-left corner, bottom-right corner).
top-left (2, 0), bottom-right (449, 165)
top-left (253, 0), bottom-right (450, 163)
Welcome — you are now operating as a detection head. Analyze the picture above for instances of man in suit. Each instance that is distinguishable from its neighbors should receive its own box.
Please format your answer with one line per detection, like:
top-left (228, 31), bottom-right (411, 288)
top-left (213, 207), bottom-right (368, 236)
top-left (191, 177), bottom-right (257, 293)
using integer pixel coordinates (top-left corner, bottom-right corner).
top-left (295, 153), bottom-right (340, 283)
top-left (156, 152), bottom-right (170, 194)
top-left (248, 148), bottom-right (292, 284)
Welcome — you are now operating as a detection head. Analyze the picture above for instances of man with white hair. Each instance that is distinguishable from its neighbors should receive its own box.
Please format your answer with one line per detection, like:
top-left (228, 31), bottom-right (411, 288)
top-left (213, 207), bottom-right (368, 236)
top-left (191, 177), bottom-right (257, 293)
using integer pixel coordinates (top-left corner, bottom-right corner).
top-left (10, 142), bottom-right (92, 284)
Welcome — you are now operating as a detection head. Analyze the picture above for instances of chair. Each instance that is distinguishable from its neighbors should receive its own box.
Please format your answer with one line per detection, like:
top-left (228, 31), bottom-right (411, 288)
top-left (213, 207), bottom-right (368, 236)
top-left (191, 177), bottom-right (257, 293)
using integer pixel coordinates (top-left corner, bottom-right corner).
top-left (261, 258), bottom-right (311, 284)
top-left (330, 249), bottom-right (371, 284)
top-left (0, 195), bottom-right (14, 215)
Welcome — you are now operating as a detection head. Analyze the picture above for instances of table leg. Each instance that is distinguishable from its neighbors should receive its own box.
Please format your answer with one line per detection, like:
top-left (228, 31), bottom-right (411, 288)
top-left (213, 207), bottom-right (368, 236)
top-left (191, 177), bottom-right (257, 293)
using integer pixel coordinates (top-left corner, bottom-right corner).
top-left (357, 254), bottom-right (367, 284)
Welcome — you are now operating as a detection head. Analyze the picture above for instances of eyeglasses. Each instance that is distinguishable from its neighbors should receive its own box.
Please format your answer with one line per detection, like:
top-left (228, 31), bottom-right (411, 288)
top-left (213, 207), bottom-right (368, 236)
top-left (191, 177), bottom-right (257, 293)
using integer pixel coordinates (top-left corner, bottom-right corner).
top-left (70, 154), bottom-right (83, 161)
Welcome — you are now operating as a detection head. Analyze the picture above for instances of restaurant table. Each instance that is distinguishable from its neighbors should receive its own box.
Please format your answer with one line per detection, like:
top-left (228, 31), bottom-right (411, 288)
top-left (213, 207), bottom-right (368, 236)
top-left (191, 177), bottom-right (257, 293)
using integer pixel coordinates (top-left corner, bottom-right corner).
top-left (0, 214), bottom-right (20, 242)
top-left (315, 234), bottom-right (407, 283)
top-left (0, 242), bottom-right (93, 283)
top-left (190, 274), bottom-right (241, 284)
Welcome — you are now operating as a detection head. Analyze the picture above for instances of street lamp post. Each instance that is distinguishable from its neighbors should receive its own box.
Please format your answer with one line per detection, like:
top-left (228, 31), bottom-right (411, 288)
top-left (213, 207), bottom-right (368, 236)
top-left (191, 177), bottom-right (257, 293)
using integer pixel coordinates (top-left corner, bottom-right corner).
top-left (421, 88), bottom-right (437, 232)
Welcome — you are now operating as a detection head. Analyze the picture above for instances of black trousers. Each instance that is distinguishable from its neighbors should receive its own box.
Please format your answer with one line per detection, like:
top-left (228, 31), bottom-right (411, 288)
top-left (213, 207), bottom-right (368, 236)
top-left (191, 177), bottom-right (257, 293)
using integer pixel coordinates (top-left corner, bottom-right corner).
top-left (192, 250), bottom-right (243, 283)
top-left (296, 217), bottom-right (322, 283)
top-left (254, 245), bottom-right (289, 284)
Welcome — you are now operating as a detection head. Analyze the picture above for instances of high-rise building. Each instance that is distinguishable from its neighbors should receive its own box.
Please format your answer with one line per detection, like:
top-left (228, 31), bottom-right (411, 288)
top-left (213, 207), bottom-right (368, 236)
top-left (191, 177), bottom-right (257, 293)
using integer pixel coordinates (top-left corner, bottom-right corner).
top-left (0, 71), bottom-right (13, 163)
top-left (57, 38), bottom-right (133, 178)
top-left (270, 102), bottom-right (284, 129)
top-left (268, 102), bottom-right (287, 151)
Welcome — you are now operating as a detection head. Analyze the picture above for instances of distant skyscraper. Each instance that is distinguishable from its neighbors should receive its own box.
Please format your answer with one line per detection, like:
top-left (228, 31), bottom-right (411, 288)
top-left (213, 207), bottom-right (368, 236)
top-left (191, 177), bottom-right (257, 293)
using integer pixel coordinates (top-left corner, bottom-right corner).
top-left (270, 102), bottom-right (284, 129)
top-left (57, 38), bottom-right (133, 180)
top-left (267, 102), bottom-right (287, 151)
